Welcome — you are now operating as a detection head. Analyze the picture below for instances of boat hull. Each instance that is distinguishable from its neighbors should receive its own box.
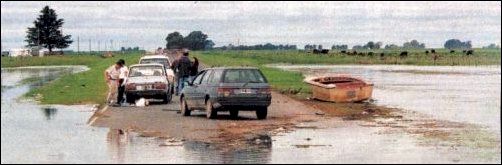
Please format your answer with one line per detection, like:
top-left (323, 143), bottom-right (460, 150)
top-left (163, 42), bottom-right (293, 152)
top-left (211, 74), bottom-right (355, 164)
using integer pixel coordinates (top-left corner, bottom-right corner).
top-left (305, 75), bottom-right (373, 103)
top-left (310, 84), bottom-right (373, 103)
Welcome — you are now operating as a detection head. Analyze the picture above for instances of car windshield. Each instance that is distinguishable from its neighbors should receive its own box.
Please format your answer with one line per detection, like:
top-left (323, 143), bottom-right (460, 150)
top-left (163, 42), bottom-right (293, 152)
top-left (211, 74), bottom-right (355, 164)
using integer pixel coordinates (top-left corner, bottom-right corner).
top-left (222, 69), bottom-right (267, 83)
top-left (129, 66), bottom-right (165, 77)
top-left (140, 58), bottom-right (170, 68)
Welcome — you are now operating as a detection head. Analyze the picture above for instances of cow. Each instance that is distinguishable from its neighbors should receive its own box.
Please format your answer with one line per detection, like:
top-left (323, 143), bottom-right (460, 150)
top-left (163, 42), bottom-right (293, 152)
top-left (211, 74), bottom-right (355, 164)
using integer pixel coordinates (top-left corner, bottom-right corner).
top-left (431, 49), bottom-right (436, 53)
top-left (340, 50), bottom-right (347, 54)
top-left (450, 50), bottom-right (455, 53)
top-left (321, 49), bottom-right (329, 54)
top-left (425, 50), bottom-right (429, 54)
top-left (313, 49), bottom-right (321, 54)
top-left (368, 52), bottom-right (374, 56)
top-left (466, 50), bottom-right (474, 55)
top-left (399, 51), bottom-right (408, 58)
top-left (379, 53), bottom-right (385, 60)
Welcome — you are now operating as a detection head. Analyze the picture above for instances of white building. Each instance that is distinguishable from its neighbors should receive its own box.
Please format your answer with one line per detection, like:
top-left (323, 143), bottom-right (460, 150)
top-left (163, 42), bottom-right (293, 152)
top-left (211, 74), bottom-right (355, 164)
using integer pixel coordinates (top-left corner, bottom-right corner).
top-left (8, 48), bottom-right (31, 57)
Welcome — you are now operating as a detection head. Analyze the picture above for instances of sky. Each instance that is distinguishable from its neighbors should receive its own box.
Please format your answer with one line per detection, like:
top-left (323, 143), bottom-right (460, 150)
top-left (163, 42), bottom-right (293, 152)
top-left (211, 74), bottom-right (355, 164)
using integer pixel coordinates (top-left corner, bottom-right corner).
top-left (1, 1), bottom-right (501, 51)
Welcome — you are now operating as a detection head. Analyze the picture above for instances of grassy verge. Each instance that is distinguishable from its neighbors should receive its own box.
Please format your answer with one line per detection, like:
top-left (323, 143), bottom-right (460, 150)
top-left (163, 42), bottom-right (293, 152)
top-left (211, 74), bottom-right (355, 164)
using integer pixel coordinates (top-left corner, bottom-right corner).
top-left (1, 53), bottom-right (142, 104)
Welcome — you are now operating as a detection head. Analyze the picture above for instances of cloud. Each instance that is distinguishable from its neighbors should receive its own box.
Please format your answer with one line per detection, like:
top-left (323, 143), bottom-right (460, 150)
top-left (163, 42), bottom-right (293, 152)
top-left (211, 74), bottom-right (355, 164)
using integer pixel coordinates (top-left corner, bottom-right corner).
top-left (1, 1), bottom-right (500, 50)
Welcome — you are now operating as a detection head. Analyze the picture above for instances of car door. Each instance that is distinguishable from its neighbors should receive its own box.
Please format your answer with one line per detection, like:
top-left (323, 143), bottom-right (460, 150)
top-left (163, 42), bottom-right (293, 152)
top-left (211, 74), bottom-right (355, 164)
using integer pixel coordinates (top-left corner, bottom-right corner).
top-left (185, 70), bottom-right (206, 108)
top-left (194, 69), bottom-right (213, 108)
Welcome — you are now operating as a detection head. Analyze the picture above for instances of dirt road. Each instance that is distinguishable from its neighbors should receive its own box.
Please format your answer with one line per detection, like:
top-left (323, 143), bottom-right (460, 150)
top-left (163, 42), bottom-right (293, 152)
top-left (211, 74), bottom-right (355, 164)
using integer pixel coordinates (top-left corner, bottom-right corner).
top-left (90, 92), bottom-right (323, 146)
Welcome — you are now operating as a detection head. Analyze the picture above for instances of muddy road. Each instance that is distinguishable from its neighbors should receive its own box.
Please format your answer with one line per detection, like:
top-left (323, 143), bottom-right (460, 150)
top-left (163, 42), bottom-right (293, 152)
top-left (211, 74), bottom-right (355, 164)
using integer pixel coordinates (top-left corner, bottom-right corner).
top-left (89, 92), bottom-right (322, 146)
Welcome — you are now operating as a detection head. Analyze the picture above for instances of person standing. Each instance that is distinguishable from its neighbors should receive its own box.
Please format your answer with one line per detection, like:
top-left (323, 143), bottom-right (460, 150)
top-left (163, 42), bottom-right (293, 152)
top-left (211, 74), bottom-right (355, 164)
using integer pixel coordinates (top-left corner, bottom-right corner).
top-left (189, 57), bottom-right (199, 81)
top-left (104, 60), bottom-right (122, 105)
top-left (172, 51), bottom-right (192, 96)
top-left (117, 59), bottom-right (128, 105)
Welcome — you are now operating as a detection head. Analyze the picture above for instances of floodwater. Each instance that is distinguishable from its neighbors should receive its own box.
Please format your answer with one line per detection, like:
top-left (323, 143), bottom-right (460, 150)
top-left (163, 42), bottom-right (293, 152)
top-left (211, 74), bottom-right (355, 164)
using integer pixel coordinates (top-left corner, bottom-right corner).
top-left (272, 64), bottom-right (501, 133)
top-left (1, 65), bottom-right (500, 163)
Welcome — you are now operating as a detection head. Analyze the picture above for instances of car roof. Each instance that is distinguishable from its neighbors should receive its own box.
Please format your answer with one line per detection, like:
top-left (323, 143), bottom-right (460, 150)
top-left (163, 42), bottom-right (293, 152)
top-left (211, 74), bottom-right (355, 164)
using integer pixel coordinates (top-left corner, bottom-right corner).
top-left (140, 55), bottom-right (169, 59)
top-left (130, 63), bottom-right (164, 68)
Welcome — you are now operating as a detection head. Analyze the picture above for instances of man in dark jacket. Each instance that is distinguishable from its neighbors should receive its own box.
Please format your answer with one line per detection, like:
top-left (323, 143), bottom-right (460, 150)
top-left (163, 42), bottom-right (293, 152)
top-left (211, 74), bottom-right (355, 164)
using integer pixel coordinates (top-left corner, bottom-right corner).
top-left (172, 51), bottom-right (192, 95)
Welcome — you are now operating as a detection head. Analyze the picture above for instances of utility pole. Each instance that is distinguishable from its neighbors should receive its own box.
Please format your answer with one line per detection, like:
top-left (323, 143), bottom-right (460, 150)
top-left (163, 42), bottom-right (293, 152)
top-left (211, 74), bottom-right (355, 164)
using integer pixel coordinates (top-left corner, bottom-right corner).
top-left (110, 39), bottom-right (113, 52)
top-left (77, 36), bottom-right (80, 55)
top-left (88, 39), bottom-right (91, 54)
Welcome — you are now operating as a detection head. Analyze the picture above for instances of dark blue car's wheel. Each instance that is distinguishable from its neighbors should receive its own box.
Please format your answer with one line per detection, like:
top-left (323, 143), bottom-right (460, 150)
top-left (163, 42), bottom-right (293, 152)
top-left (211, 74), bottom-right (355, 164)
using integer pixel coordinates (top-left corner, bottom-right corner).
top-left (230, 110), bottom-right (239, 119)
top-left (256, 107), bottom-right (268, 120)
top-left (206, 100), bottom-right (217, 119)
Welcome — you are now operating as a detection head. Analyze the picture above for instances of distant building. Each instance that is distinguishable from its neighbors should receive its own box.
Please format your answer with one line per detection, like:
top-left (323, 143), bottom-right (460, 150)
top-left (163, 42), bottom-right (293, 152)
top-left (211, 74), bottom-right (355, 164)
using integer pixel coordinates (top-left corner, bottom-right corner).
top-left (9, 48), bottom-right (32, 57)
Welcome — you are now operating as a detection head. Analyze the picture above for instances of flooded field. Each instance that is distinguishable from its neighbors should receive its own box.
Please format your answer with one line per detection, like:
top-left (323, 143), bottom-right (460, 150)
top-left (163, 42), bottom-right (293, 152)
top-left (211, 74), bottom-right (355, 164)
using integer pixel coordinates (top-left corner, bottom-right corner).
top-left (272, 64), bottom-right (501, 132)
top-left (1, 65), bottom-right (500, 163)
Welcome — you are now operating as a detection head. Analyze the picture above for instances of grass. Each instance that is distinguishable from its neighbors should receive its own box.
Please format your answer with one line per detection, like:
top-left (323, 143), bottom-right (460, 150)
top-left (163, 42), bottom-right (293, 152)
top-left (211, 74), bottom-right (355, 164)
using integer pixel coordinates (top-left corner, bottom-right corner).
top-left (1, 53), bottom-right (142, 105)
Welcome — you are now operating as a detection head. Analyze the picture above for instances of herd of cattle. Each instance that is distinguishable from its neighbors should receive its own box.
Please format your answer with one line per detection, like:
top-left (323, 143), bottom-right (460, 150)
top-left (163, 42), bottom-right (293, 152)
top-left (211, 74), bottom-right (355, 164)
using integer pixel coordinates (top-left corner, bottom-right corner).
top-left (308, 48), bottom-right (475, 58)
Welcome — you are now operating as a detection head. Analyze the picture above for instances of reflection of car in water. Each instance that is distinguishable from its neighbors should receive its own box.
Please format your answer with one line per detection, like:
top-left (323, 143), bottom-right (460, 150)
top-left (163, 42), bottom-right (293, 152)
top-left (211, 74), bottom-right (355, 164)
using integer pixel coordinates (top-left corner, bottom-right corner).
top-left (139, 55), bottom-right (175, 93)
top-left (125, 64), bottom-right (173, 104)
top-left (180, 67), bottom-right (272, 119)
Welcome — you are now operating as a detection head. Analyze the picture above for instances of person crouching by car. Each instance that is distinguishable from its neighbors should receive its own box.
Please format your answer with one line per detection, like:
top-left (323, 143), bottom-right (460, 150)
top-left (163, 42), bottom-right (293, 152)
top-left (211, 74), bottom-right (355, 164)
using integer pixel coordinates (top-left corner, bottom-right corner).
top-left (105, 60), bottom-right (123, 106)
top-left (117, 59), bottom-right (128, 106)
top-left (172, 51), bottom-right (192, 96)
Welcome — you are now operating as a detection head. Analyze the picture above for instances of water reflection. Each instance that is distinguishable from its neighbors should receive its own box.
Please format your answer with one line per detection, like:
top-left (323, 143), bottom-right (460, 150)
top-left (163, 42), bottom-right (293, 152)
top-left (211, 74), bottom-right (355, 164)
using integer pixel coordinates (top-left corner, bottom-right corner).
top-left (104, 128), bottom-right (272, 163)
top-left (41, 107), bottom-right (58, 120)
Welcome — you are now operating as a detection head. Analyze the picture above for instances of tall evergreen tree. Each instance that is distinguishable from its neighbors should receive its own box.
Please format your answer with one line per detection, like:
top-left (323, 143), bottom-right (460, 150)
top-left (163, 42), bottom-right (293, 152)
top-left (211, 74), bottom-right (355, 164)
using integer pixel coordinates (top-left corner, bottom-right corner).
top-left (25, 6), bottom-right (73, 53)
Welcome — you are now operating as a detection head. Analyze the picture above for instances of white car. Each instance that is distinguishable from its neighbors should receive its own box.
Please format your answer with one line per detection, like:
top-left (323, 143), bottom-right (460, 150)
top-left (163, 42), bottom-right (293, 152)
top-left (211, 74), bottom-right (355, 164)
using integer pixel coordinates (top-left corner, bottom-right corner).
top-left (139, 55), bottom-right (175, 92)
top-left (125, 64), bottom-right (173, 104)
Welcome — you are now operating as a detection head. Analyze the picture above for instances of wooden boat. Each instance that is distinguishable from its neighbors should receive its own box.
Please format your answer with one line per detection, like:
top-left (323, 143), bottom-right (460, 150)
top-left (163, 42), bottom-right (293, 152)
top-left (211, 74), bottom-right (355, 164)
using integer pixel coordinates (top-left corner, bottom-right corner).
top-left (304, 75), bottom-right (373, 103)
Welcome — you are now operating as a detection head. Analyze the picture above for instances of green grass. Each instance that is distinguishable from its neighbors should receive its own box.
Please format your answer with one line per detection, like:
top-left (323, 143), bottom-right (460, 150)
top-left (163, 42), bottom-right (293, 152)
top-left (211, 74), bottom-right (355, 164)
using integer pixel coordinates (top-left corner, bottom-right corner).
top-left (2, 53), bottom-right (142, 105)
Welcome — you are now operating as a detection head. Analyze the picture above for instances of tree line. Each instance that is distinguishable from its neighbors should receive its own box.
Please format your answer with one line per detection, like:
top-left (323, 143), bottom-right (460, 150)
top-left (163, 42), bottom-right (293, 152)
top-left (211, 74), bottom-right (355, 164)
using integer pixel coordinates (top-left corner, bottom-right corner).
top-left (214, 43), bottom-right (297, 50)
top-left (165, 31), bottom-right (215, 50)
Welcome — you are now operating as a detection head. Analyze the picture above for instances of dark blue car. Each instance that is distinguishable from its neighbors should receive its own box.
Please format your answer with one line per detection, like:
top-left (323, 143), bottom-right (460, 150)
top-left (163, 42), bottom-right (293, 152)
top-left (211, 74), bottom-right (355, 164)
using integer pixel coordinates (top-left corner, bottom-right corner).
top-left (180, 67), bottom-right (272, 119)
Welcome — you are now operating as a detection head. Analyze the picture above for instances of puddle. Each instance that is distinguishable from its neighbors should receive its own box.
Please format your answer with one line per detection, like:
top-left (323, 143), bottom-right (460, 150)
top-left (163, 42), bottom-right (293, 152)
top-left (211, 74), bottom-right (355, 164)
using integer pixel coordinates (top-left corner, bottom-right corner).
top-left (270, 120), bottom-right (499, 163)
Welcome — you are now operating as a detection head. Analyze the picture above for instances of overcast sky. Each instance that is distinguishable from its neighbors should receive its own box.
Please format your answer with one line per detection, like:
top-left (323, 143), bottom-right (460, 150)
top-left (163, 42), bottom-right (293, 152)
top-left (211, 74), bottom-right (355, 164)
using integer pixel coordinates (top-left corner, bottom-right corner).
top-left (1, 1), bottom-right (501, 51)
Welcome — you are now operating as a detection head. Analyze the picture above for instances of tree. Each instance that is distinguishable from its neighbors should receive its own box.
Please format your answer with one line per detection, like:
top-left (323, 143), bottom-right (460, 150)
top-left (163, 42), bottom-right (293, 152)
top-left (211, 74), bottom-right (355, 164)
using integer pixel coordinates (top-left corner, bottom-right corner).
top-left (183, 31), bottom-right (210, 50)
top-left (384, 44), bottom-right (399, 49)
top-left (402, 40), bottom-right (426, 49)
top-left (165, 32), bottom-right (184, 49)
top-left (25, 6), bottom-right (73, 53)
top-left (365, 41), bottom-right (375, 49)
top-left (204, 40), bottom-right (215, 50)
top-left (444, 39), bottom-right (471, 49)
top-left (352, 45), bottom-right (365, 50)
top-left (483, 43), bottom-right (500, 49)
top-left (332, 44), bottom-right (348, 50)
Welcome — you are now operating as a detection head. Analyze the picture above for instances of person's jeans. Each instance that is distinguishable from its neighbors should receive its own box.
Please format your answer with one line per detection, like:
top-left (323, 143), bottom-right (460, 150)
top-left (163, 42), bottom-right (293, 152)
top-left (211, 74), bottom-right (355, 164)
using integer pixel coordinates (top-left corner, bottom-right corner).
top-left (177, 76), bottom-right (190, 95)
top-left (117, 79), bottom-right (125, 104)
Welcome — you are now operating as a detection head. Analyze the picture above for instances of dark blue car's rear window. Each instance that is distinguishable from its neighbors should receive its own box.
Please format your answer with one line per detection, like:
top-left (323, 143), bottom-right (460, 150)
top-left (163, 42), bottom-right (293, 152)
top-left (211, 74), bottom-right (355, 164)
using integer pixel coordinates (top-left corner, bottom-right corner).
top-left (222, 69), bottom-right (267, 83)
